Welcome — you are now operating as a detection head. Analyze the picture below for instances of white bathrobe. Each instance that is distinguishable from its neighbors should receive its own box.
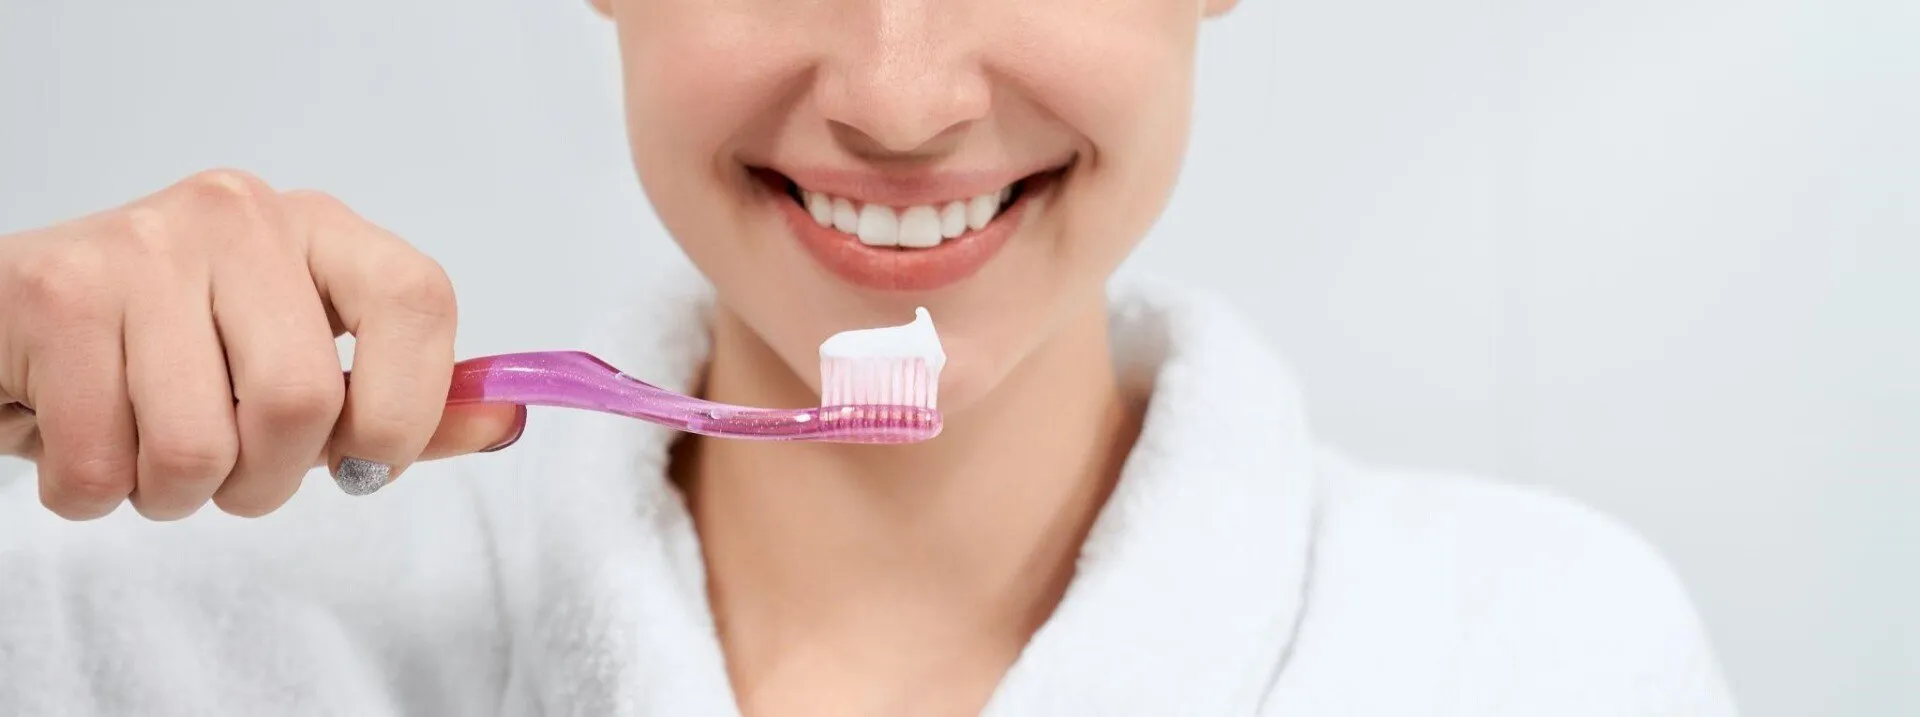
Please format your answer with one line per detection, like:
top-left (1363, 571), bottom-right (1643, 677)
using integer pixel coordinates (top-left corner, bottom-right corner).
top-left (0, 278), bottom-right (1737, 716)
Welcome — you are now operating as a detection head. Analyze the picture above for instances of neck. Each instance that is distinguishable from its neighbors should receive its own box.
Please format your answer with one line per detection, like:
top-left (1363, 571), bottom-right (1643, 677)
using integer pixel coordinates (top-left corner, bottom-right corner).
top-left (677, 297), bottom-right (1142, 695)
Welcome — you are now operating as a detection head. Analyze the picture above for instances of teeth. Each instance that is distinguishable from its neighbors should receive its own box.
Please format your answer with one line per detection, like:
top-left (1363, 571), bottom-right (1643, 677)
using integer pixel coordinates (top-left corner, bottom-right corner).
top-left (797, 183), bottom-right (1018, 249)
top-left (831, 198), bottom-right (860, 234)
top-left (939, 202), bottom-right (968, 239)
top-left (806, 192), bottom-right (833, 227)
top-left (856, 204), bottom-right (900, 247)
top-left (966, 193), bottom-right (997, 231)
top-left (898, 206), bottom-right (943, 248)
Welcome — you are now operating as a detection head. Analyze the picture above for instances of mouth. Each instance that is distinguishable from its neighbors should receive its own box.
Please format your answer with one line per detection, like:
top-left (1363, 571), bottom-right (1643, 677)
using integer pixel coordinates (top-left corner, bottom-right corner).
top-left (752, 161), bottom-right (1070, 292)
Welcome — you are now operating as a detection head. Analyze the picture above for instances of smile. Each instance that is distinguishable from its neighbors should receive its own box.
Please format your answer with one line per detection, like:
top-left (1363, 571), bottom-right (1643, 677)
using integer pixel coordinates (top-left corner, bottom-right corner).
top-left (753, 162), bottom-right (1070, 292)
top-left (790, 178), bottom-right (1024, 249)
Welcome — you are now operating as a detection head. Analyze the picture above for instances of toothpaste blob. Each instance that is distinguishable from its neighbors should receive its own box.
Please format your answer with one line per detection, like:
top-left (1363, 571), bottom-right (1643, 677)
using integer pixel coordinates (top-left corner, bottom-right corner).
top-left (817, 307), bottom-right (945, 408)
top-left (818, 307), bottom-right (947, 371)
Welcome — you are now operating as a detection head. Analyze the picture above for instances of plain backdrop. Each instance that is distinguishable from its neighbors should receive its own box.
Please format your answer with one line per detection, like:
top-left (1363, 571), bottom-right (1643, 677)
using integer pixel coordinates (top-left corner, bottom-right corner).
top-left (1, 0), bottom-right (1914, 714)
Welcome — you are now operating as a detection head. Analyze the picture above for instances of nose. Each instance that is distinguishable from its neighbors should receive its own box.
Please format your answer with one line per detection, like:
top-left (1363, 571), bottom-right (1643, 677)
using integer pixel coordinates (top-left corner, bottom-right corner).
top-left (814, 3), bottom-right (990, 158)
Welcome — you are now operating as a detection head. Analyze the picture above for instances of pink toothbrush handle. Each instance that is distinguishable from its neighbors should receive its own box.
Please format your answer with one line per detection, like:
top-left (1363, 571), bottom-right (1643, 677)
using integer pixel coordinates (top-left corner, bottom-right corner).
top-left (445, 351), bottom-right (941, 444)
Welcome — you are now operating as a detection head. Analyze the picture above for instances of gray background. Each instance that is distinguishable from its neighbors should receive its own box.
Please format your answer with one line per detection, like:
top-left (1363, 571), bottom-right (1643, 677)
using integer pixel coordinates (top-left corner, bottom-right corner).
top-left (1, 0), bottom-right (1914, 713)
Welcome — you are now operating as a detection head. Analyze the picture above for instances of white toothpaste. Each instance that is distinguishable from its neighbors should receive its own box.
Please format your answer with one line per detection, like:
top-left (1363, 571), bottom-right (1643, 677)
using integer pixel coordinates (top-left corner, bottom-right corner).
top-left (818, 307), bottom-right (947, 372)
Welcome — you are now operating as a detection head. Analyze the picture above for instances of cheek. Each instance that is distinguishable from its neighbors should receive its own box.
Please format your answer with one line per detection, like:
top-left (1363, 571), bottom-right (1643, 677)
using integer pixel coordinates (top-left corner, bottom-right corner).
top-left (923, 17), bottom-right (1194, 408)
top-left (614, 7), bottom-right (806, 284)
top-left (615, 4), bottom-right (808, 203)
top-left (616, 3), bottom-right (803, 125)
top-left (612, 8), bottom-right (844, 390)
top-left (1001, 5), bottom-right (1197, 266)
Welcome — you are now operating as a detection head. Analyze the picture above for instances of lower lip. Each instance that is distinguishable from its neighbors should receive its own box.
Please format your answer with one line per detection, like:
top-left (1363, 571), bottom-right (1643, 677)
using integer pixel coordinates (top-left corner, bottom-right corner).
top-left (773, 181), bottom-right (1040, 293)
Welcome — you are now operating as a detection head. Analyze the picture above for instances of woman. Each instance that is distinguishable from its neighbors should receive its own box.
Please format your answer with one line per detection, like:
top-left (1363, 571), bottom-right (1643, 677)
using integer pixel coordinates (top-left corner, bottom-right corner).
top-left (0, 0), bottom-right (1735, 714)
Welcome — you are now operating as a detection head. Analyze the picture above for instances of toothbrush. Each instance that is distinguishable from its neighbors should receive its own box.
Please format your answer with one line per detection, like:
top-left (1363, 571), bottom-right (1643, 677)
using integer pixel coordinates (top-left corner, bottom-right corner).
top-left (441, 307), bottom-right (945, 444)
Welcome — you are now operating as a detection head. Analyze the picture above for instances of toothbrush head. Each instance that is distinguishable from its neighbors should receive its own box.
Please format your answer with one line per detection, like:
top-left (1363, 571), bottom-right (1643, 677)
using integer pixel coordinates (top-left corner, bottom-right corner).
top-left (806, 356), bottom-right (940, 443)
top-left (812, 307), bottom-right (946, 443)
top-left (819, 356), bottom-right (939, 410)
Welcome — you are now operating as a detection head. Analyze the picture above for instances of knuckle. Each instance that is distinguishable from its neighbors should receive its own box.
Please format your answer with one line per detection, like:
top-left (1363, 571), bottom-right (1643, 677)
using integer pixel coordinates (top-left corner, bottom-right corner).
top-left (142, 432), bottom-right (239, 482)
top-left (173, 168), bottom-right (276, 214)
top-left (10, 243), bottom-right (115, 321)
top-left (161, 169), bottom-right (289, 251)
top-left (381, 256), bottom-right (458, 324)
top-left (118, 204), bottom-right (172, 243)
top-left (115, 205), bottom-right (180, 260)
top-left (249, 374), bottom-right (346, 426)
top-left (41, 456), bottom-right (134, 518)
top-left (42, 495), bottom-right (118, 521)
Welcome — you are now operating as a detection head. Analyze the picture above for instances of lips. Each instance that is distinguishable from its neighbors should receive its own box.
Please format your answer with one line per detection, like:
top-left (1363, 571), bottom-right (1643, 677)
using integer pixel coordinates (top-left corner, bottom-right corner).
top-left (797, 182), bottom-right (1017, 249)
top-left (755, 164), bottom-right (1066, 293)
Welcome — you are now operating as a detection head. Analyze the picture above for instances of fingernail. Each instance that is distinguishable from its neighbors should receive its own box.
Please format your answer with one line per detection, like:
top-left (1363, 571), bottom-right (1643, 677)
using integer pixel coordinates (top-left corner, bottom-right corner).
top-left (334, 458), bottom-right (392, 496)
top-left (479, 406), bottom-right (529, 453)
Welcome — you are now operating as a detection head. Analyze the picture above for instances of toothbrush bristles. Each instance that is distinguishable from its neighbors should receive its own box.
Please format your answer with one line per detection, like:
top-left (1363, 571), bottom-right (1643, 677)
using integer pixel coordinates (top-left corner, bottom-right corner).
top-left (819, 357), bottom-right (938, 410)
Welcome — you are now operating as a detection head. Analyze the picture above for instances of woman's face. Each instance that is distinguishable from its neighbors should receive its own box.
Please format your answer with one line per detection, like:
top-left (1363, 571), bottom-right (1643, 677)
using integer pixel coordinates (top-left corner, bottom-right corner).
top-left (595, 0), bottom-right (1234, 410)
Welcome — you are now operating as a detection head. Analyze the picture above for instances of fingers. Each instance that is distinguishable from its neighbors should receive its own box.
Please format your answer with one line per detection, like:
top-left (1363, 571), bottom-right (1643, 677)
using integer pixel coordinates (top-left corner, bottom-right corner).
top-left (122, 252), bottom-right (239, 520)
top-left (209, 205), bottom-right (344, 517)
top-left (24, 277), bottom-right (139, 519)
top-left (294, 193), bottom-right (459, 495)
top-left (6, 174), bottom-right (509, 521)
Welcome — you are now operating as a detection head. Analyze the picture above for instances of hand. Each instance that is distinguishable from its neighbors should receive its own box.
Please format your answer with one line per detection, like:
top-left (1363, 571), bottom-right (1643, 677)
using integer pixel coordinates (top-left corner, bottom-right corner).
top-left (0, 169), bottom-right (526, 520)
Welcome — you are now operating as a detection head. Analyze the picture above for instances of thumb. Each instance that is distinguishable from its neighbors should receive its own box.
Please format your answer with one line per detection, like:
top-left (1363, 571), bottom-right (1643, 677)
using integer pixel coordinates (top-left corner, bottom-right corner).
top-left (418, 402), bottom-right (528, 461)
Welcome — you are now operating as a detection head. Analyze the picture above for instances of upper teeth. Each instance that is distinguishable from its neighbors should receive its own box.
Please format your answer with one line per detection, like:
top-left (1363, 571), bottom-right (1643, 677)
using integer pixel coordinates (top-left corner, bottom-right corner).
top-left (802, 186), bottom-right (1014, 248)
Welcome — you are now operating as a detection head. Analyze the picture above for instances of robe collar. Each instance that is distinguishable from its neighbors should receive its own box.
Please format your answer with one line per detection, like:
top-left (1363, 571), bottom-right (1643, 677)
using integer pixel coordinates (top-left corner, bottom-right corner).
top-left (481, 274), bottom-right (1318, 715)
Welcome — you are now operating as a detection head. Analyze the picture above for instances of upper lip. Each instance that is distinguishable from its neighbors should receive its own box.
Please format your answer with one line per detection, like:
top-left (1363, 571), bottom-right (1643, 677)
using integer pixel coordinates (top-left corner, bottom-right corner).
top-left (763, 159), bottom-right (1070, 207)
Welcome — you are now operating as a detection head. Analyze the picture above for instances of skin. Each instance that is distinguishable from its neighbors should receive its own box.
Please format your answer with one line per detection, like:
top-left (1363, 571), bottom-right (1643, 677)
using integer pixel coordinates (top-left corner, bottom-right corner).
top-left (0, 0), bottom-right (1236, 713)
top-left (593, 0), bottom-right (1238, 712)
top-left (0, 173), bottom-right (523, 518)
